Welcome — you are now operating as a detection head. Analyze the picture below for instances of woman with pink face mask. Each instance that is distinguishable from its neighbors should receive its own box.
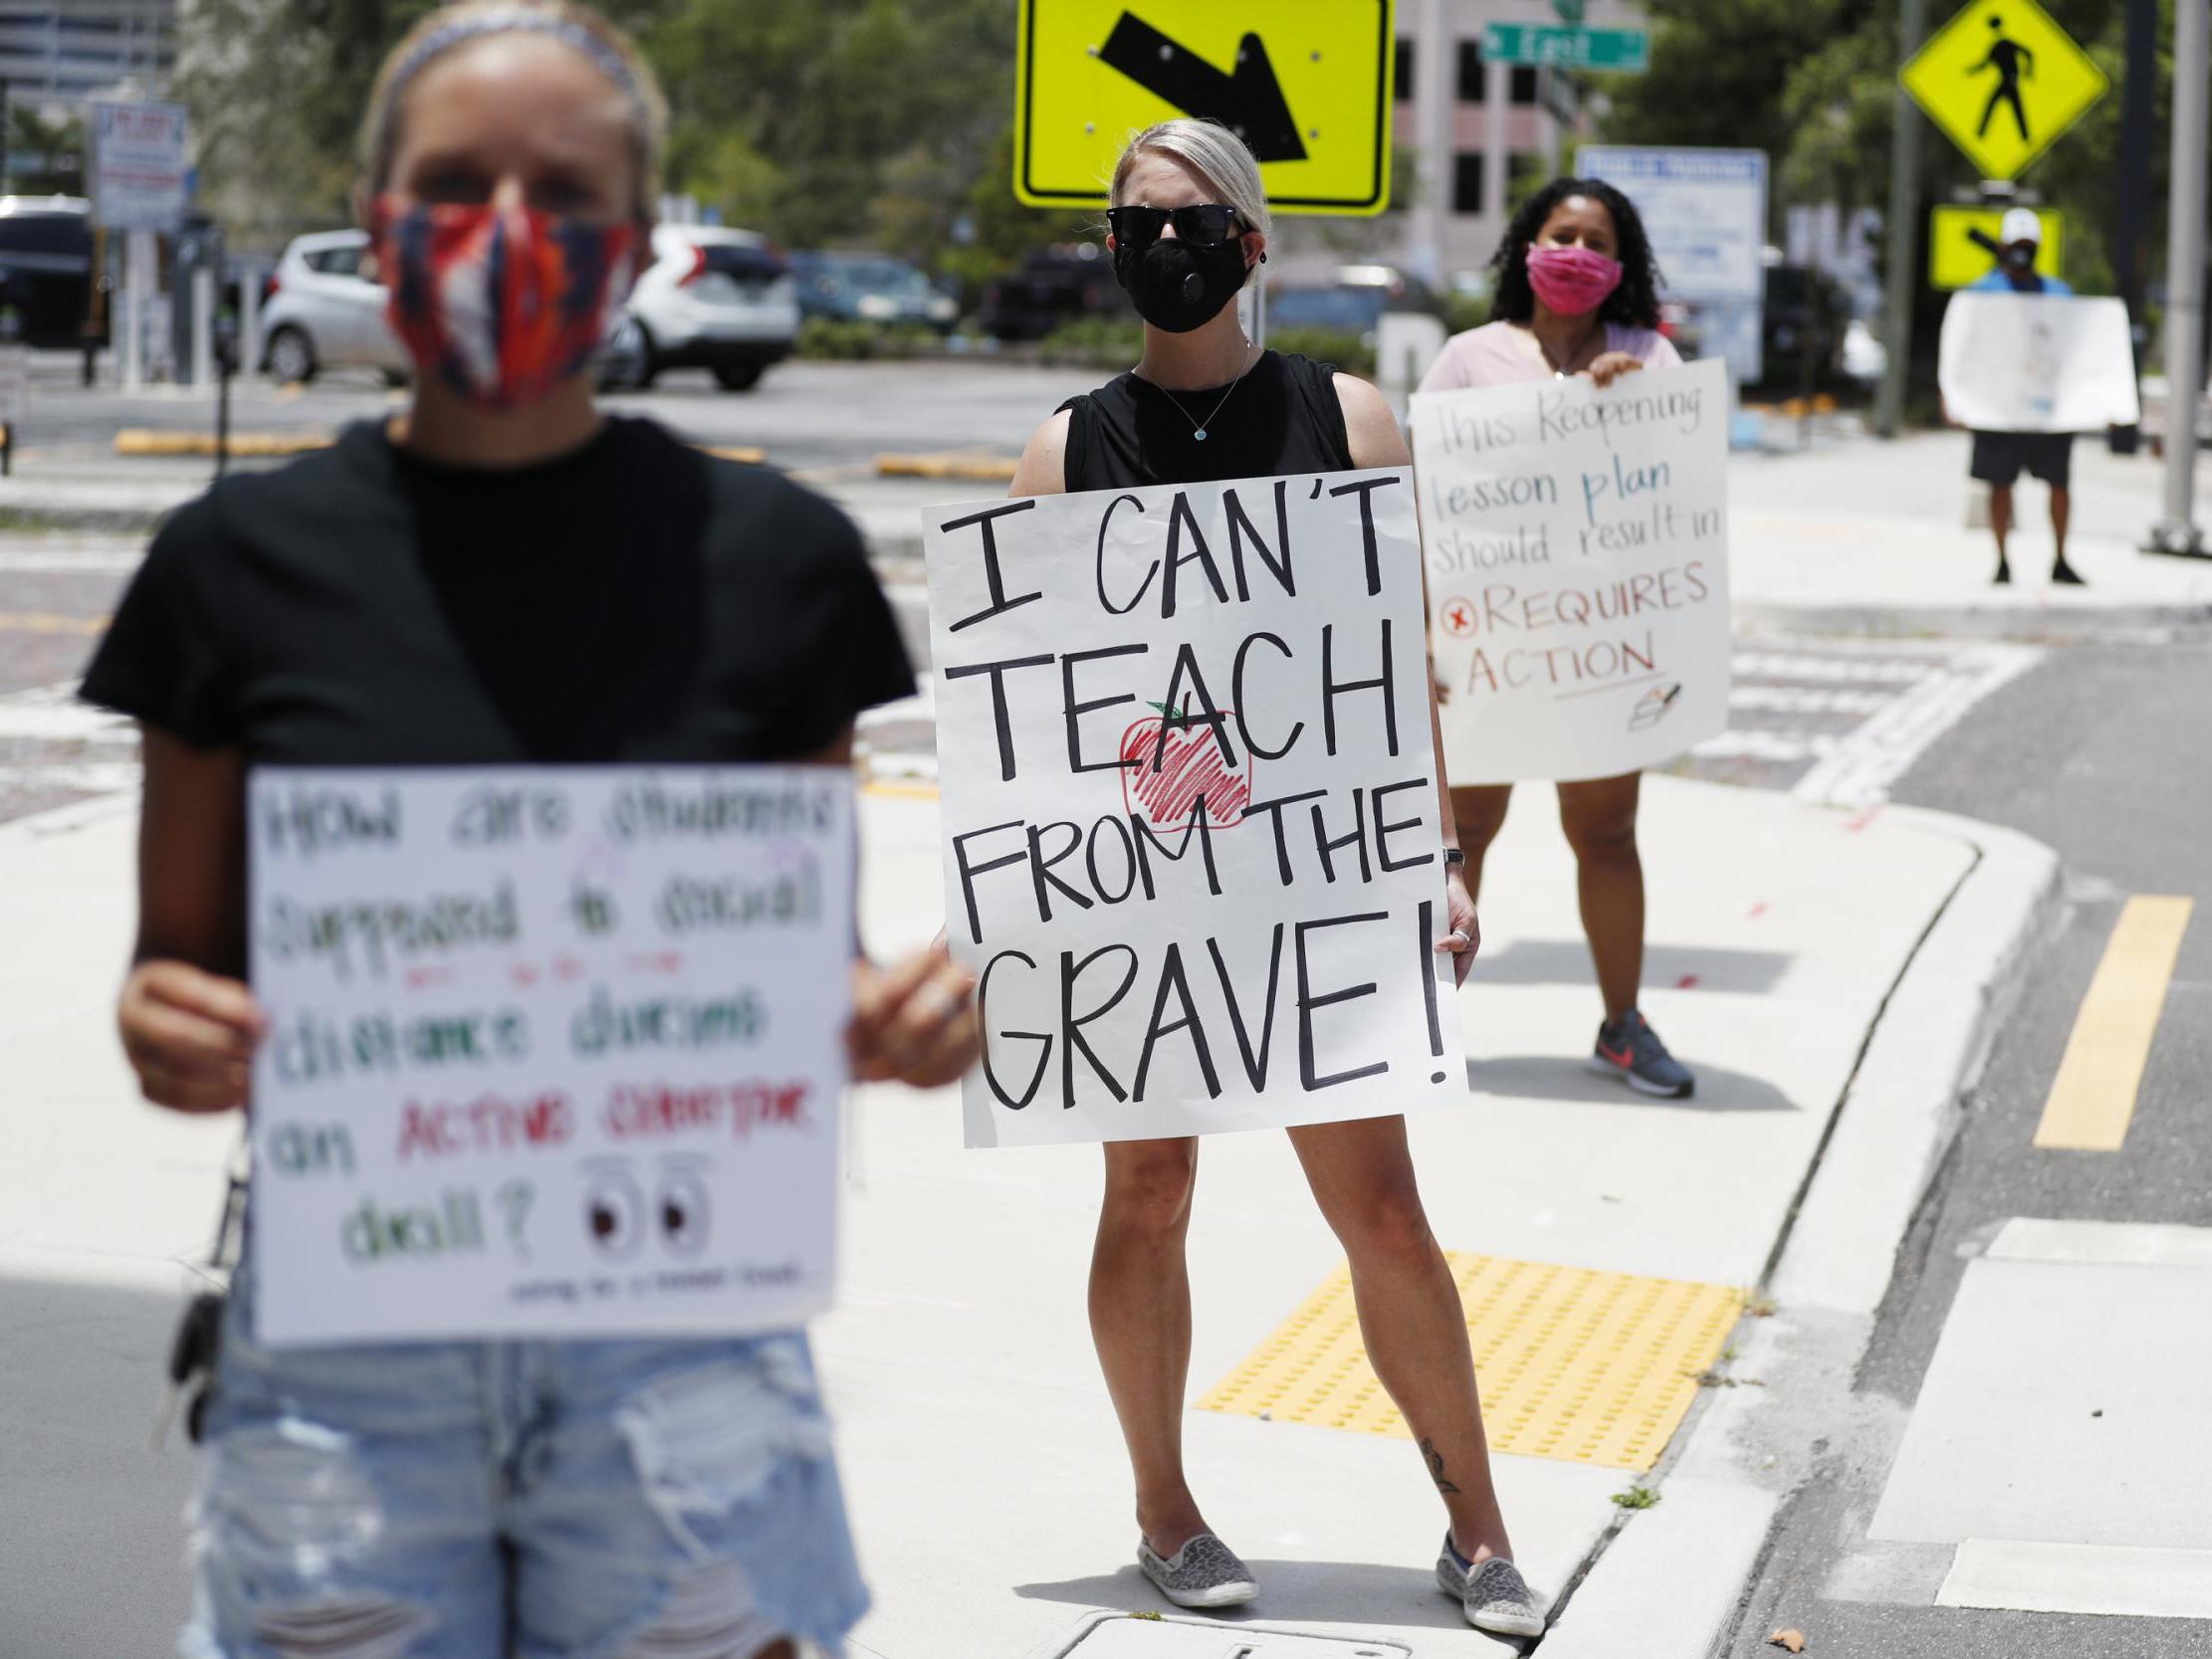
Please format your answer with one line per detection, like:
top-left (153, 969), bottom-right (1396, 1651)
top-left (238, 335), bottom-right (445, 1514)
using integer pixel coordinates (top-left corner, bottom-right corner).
top-left (1418, 178), bottom-right (1697, 1102)
top-left (80, 5), bottom-right (973, 1655)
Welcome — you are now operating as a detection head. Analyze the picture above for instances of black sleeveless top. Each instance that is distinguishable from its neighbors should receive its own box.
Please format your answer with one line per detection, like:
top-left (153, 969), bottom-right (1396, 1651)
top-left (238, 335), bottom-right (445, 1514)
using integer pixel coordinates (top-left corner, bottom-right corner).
top-left (1058, 350), bottom-right (1357, 492)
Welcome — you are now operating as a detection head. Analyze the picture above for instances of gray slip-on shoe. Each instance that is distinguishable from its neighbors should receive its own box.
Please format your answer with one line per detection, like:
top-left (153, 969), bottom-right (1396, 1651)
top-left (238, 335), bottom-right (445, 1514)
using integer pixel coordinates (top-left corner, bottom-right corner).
top-left (1435, 1536), bottom-right (1546, 1638)
top-left (1137, 1532), bottom-right (1259, 1609)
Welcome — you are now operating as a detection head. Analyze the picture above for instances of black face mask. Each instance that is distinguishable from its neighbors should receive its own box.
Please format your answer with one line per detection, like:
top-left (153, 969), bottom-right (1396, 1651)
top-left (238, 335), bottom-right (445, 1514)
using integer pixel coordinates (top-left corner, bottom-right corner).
top-left (1113, 236), bottom-right (1252, 333)
top-left (2003, 244), bottom-right (2037, 272)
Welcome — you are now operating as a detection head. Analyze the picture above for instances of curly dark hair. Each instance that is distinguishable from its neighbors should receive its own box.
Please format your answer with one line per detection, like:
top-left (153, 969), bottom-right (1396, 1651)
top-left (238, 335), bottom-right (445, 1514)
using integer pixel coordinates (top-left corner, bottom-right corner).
top-left (1489, 177), bottom-right (1663, 329)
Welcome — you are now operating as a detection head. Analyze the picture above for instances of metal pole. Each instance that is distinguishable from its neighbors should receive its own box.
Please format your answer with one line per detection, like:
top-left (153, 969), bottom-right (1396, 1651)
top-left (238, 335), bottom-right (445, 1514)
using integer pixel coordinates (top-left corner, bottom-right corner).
top-left (1876, 0), bottom-right (1928, 439)
top-left (2151, 0), bottom-right (2208, 556)
top-left (1419, 0), bottom-right (1451, 288)
top-left (2110, 0), bottom-right (2157, 453)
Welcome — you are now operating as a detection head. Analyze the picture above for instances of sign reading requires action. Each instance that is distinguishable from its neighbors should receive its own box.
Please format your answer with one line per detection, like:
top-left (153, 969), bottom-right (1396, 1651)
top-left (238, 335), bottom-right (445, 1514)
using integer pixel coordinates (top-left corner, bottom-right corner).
top-left (248, 765), bottom-right (855, 1347)
top-left (925, 469), bottom-right (1466, 1148)
top-left (1412, 358), bottom-right (1733, 785)
top-left (1015, 1), bottom-right (1396, 215)
top-left (1928, 204), bottom-right (2064, 291)
top-left (1900, 0), bottom-right (2107, 182)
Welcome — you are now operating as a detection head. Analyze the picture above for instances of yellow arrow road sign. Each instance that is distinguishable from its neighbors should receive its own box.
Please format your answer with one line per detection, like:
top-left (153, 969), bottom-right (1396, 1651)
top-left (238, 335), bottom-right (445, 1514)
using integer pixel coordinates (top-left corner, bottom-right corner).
top-left (1014, 1), bottom-right (1396, 216)
top-left (1901, 0), bottom-right (2107, 181)
top-left (1929, 205), bottom-right (2065, 290)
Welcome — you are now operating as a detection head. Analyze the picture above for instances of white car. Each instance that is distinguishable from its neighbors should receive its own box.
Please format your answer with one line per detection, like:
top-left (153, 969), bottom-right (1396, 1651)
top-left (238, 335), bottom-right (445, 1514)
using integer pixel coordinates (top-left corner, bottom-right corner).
top-left (622, 225), bottom-right (798, 391)
top-left (259, 230), bottom-right (408, 385)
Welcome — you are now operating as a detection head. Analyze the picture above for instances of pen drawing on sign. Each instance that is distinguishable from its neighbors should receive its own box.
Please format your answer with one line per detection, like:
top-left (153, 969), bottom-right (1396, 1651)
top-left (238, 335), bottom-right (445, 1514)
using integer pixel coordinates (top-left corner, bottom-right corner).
top-left (925, 469), bottom-right (1469, 1149)
top-left (247, 765), bottom-right (855, 1348)
top-left (1411, 356), bottom-right (1734, 785)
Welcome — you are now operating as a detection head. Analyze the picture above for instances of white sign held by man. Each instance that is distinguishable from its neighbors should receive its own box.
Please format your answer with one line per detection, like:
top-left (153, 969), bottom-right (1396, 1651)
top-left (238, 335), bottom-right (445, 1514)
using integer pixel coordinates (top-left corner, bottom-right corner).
top-left (926, 470), bottom-right (1467, 1149)
top-left (1937, 293), bottom-right (2140, 433)
top-left (248, 765), bottom-right (855, 1347)
top-left (1412, 356), bottom-right (1733, 785)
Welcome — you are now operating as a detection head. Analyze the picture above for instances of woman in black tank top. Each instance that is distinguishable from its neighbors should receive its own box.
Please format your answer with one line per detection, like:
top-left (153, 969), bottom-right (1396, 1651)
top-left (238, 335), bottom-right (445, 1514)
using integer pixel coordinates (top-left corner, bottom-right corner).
top-left (1007, 122), bottom-right (1544, 1638)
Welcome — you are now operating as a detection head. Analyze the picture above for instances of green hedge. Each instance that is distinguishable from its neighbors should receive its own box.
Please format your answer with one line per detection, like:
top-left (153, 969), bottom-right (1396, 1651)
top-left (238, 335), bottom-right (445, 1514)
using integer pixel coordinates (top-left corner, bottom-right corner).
top-left (795, 317), bottom-right (942, 360)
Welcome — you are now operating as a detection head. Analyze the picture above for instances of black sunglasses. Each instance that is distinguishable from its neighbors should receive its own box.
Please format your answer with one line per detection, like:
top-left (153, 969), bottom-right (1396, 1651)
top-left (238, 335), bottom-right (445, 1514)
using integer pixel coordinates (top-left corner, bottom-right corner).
top-left (1107, 204), bottom-right (1243, 250)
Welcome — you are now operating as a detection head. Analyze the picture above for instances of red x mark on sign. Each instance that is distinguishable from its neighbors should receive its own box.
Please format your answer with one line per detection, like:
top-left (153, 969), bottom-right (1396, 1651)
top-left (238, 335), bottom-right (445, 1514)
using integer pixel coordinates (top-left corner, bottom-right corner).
top-left (1440, 597), bottom-right (1477, 638)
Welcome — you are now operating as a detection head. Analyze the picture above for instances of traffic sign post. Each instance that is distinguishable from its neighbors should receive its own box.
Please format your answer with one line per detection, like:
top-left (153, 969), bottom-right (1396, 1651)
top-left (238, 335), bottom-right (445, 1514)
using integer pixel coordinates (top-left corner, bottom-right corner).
top-left (1479, 22), bottom-right (1650, 75)
top-left (1013, 1), bottom-right (1396, 215)
top-left (1928, 204), bottom-right (2064, 289)
top-left (1899, 0), bottom-right (2107, 180)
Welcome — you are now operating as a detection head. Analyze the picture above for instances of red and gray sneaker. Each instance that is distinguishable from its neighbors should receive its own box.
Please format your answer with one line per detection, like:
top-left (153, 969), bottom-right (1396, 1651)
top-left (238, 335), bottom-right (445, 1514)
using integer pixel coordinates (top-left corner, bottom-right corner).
top-left (1591, 1009), bottom-right (1695, 1099)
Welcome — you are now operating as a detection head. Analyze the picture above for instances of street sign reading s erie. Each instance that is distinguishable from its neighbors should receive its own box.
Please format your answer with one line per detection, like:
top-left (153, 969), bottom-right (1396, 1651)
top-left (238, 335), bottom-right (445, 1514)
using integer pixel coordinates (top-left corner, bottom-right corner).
top-left (1014, 2), bottom-right (1396, 216)
top-left (1900, 0), bottom-right (2107, 181)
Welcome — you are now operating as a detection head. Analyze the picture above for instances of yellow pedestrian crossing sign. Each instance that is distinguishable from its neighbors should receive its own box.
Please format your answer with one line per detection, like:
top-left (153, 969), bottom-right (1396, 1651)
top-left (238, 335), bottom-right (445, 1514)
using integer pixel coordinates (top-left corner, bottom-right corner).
top-left (1014, 1), bottom-right (1397, 216)
top-left (1900, 0), bottom-right (2107, 180)
top-left (1928, 205), bottom-right (2064, 289)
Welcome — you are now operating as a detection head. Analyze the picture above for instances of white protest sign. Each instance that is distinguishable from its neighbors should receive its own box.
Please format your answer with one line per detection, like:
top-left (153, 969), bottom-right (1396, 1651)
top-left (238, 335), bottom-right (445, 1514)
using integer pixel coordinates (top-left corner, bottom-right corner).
top-left (1938, 293), bottom-right (2140, 433)
top-left (1412, 356), bottom-right (1732, 785)
top-left (927, 470), bottom-right (1467, 1149)
top-left (247, 765), bottom-right (854, 1348)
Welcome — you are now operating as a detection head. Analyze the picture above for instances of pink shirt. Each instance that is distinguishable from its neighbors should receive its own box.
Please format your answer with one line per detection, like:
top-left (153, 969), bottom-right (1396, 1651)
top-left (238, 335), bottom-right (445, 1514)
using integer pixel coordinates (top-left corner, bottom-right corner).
top-left (1418, 319), bottom-right (1682, 393)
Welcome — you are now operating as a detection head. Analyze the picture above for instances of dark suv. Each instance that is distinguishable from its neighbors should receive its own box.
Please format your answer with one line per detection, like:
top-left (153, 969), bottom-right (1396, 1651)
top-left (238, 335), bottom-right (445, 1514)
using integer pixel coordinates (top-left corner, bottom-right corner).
top-left (0, 196), bottom-right (103, 348)
top-left (980, 246), bottom-right (1122, 341)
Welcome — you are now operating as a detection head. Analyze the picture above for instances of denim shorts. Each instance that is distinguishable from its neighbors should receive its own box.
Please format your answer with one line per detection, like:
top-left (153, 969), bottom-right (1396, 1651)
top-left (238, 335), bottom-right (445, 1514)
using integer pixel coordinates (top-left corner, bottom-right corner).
top-left (181, 1250), bottom-right (869, 1659)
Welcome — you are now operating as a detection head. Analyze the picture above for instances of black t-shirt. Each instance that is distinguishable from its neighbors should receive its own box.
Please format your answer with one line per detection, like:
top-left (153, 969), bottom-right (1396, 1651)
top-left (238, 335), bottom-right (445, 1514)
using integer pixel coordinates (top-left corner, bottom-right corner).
top-left (82, 416), bottom-right (913, 765)
top-left (1058, 350), bottom-right (1357, 492)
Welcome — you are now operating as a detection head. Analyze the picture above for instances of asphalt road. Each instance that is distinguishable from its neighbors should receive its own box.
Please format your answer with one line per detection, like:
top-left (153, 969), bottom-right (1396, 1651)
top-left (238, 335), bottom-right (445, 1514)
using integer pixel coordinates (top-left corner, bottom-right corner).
top-left (1724, 636), bottom-right (2212, 1658)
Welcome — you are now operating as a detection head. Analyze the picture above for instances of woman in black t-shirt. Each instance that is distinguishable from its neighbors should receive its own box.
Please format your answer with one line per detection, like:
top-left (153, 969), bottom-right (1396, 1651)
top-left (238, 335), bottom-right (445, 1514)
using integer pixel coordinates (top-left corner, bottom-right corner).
top-left (1006, 120), bottom-right (1544, 1639)
top-left (82, 6), bottom-right (972, 1656)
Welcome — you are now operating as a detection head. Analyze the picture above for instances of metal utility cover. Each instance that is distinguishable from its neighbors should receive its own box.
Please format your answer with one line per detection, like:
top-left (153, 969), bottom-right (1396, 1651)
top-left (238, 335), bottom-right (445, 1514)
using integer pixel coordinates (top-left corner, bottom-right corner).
top-left (1043, 1612), bottom-right (1410, 1657)
top-left (1900, 0), bottom-right (2107, 181)
top-left (1013, 2), bottom-right (1396, 215)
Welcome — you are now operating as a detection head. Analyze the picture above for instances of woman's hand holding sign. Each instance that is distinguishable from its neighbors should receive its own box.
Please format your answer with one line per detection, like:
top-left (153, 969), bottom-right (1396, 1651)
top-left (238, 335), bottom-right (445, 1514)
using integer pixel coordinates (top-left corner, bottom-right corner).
top-left (1586, 351), bottom-right (1647, 388)
top-left (1438, 866), bottom-right (1480, 989)
top-left (848, 946), bottom-right (978, 1090)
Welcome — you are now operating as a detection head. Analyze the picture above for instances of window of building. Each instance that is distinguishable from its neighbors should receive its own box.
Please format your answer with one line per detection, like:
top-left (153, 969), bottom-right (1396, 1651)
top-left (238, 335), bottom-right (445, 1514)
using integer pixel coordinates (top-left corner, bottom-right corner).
top-left (1510, 66), bottom-right (1539, 105)
top-left (1456, 41), bottom-right (1486, 104)
top-left (1453, 152), bottom-right (1485, 216)
top-left (1394, 38), bottom-right (1413, 102)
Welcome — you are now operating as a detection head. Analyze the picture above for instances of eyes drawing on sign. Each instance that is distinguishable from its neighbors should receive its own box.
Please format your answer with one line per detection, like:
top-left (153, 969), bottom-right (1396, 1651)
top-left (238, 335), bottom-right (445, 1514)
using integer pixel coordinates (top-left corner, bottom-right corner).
top-left (582, 1154), bottom-right (713, 1262)
top-left (1440, 596), bottom-right (1478, 640)
top-left (1628, 683), bottom-right (1682, 732)
top-left (1096, 13), bottom-right (1305, 162)
top-left (1121, 702), bottom-right (1252, 830)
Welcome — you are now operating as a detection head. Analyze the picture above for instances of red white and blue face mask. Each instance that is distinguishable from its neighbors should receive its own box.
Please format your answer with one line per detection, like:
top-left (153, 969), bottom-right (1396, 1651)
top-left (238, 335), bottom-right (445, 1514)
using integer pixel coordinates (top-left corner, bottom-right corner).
top-left (371, 197), bottom-right (639, 409)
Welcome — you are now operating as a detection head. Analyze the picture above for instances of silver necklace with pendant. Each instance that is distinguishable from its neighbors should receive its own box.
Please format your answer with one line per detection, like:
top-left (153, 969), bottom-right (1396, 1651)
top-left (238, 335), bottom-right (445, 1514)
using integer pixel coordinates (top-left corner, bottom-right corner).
top-left (1157, 346), bottom-right (1257, 442)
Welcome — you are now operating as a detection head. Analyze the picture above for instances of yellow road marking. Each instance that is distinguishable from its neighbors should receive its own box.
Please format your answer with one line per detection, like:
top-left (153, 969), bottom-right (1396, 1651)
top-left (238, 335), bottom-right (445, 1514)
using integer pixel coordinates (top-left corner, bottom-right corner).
top-left (2034, 895), bottom-right (2194, 1151)
top-left (1199, 1253), bottom-right (1742, 1472)
top-left (0, 610), bottom-right (110, 635)
top-left (875, 452), bottom-right (1019, 482)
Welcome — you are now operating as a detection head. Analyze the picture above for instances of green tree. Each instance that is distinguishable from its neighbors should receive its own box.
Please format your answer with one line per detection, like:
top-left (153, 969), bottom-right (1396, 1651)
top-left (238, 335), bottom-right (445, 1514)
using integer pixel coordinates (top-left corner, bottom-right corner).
top-left (4, 107), bottom-right (86, 197)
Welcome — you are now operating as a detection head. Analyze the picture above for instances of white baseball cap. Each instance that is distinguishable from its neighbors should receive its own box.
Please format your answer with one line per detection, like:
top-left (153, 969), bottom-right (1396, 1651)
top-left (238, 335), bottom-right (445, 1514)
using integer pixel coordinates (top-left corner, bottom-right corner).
top-left (2000, 207), bottom-right (2042, 246)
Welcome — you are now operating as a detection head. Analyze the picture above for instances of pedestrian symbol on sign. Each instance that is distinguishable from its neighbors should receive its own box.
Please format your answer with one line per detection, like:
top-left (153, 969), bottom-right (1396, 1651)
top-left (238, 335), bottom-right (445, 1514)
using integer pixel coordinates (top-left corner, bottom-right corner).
top-left (1973, 16), bottom-right (2033, 141)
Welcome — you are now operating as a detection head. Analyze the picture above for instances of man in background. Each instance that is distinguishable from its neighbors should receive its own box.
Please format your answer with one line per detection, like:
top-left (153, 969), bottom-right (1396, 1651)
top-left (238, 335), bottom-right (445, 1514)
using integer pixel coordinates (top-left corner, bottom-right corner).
top-left (1965, 208), bottom-right (2086, 587)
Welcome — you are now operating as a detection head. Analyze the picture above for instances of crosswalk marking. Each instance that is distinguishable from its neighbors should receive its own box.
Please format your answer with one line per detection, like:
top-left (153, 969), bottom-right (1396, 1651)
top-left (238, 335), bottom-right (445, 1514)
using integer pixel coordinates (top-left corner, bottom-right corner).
top-left (2034, 896), bottom-right (2195, 1151)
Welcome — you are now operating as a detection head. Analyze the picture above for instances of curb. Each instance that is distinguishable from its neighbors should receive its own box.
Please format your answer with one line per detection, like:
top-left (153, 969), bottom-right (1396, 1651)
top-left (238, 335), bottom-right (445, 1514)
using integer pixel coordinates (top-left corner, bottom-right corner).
top-left (1535, 807), bottom-right (2064, 1658)
top-left (113, 429), bottom-right (332, 459)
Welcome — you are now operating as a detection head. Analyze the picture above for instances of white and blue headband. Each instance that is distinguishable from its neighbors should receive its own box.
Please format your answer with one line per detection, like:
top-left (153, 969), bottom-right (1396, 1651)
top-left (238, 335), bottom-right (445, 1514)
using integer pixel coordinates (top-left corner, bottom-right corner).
top-left (384, 8), bottom-right (651, 123)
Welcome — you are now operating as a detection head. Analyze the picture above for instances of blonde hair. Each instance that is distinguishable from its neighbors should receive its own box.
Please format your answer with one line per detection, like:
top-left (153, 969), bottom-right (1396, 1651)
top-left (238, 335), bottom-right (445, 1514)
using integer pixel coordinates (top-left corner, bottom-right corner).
top-left (1110, 119), bottom-right (1272, 238)
top-left (359, 0), bottom-right (669, 216)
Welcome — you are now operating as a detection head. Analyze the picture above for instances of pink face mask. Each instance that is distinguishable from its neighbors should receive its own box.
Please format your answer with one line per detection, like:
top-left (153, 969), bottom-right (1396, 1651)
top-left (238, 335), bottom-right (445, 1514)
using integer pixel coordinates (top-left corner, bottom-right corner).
top-left (1527, 244), bottom-right (1623, 315)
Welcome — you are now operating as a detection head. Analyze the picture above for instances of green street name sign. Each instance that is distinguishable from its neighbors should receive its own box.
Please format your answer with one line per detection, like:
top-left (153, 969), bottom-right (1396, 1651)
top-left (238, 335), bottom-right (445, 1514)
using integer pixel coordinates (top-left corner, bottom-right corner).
top-left (1480, 22), bottom-right (1650, 73)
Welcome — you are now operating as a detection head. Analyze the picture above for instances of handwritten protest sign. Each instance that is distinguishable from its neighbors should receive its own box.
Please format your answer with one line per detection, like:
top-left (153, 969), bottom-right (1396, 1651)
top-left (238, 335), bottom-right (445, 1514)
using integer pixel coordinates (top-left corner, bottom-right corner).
top-left (247, 765), bottom-right (853, 1347)
top-left (1411, 357), bottom-right (1733, 784)
top-left (926, 470), bottom-right (1466, 1149)
top-left (1938, 294), bottom-right (2139, 433)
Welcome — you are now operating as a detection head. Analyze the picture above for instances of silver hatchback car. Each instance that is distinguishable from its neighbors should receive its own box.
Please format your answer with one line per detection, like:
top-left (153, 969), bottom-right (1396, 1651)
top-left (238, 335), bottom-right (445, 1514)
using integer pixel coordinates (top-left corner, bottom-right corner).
top-left (259, 229), bottom-right (408, 384)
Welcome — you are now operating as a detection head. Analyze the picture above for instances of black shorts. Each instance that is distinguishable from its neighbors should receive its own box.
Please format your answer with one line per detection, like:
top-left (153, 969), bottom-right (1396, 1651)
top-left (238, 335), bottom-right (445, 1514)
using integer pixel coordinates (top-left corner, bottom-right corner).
top-left (1970, 430), bottom-right (2074, 489)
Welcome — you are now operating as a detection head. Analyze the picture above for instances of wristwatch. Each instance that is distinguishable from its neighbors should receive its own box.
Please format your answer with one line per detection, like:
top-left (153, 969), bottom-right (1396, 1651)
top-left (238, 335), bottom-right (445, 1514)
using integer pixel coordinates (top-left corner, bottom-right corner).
top-left (1443, 848), bottom-right (1467, 869)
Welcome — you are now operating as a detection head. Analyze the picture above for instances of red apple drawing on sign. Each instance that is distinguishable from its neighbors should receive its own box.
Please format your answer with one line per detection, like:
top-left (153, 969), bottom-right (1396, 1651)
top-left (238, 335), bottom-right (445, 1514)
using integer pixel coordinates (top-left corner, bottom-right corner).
top-left (1120, 702), bottom-right (1252, 829)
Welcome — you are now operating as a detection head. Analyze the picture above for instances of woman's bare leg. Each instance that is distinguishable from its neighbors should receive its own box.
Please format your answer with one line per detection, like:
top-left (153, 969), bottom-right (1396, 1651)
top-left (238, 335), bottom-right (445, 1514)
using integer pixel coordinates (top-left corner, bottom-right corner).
top-left (1557, 772), bottom-right (1645, 1023)
top-left (1091, 1136), bottom-right (1209, 1553)
top-left (1287, 1115), bottom-right (1513, 1561)
top-left (1448, 783), bottom-right (1513, 903)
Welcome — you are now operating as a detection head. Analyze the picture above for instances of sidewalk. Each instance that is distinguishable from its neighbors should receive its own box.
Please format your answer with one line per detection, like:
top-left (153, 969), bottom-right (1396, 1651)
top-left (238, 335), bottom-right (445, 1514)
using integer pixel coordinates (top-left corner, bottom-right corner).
top-left (0, 765), bottom-right (2052, 1655)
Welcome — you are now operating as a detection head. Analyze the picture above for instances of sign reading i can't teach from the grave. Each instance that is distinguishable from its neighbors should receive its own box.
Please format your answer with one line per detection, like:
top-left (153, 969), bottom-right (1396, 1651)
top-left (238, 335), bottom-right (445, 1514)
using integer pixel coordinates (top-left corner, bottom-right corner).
top-left (1015, 1), bottom-right (1396, 214)
top-left (1900, 0), bottom-right (2107, 182)
top-left (1411, 357), bottom-right (1733, 786)
top-left (247, 766), bottom-right (854, 1348)
top-left (926, 470), bottom-right (1466, 1148)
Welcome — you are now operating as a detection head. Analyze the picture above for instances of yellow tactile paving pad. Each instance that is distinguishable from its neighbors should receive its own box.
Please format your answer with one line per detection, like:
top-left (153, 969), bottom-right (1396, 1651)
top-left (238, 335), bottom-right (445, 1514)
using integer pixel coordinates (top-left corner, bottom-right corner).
top-left (1198, 1253), bottom-right (1743, 1471)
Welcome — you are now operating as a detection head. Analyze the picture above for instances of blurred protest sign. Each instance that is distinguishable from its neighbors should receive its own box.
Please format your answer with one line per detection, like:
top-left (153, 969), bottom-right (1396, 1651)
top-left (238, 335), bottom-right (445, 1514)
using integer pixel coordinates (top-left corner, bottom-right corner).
top-left (1411, 357), bottom-right (1732, 784)
top-left (926, 470), bottom-right (1465, 1147)
top-left (247, 765), bottom-right (853, 1347)
top-left (1938, 294), bottom-right (2140, 431)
